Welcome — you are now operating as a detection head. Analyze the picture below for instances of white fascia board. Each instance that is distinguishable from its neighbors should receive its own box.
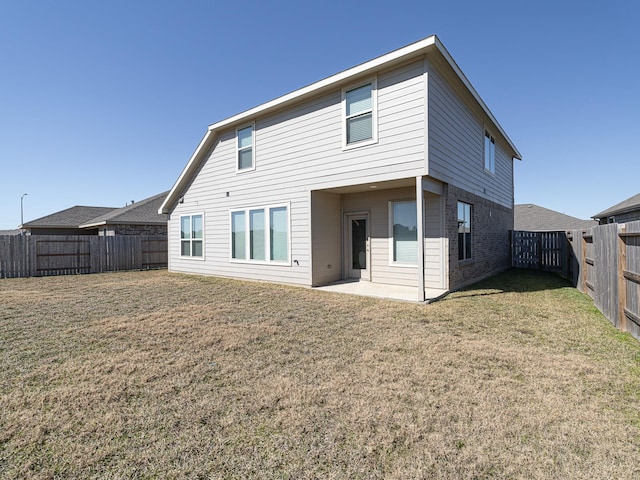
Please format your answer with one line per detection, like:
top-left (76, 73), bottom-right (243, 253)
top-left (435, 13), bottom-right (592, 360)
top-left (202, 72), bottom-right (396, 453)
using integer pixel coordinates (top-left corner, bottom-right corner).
top-left (79, 221), bottom-right (107, 229)
top-left (432, 37), bottom-right (522, 160)
top-left (159, 129), bottom-right (216, 214)
top-left (81, 221), bottom-right (164, 228)
top-left (207, 36), bottom-right (438, 133)
top-left (206, 35), bottom-right (521, 160)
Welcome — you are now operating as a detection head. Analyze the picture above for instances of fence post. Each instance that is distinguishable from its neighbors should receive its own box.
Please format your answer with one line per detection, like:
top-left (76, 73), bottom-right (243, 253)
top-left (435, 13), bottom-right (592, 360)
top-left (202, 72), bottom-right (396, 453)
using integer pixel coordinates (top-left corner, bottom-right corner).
top-left (509, 230), bottom-right (513, 267)
top-left (536, 233), bottom-right (542, 269)
top-left (581, 233), bottom-right (587, 293)
top-left (617, 225), bottom-right (627, 332)
top-left (28, 235), bottom-right (36, 277)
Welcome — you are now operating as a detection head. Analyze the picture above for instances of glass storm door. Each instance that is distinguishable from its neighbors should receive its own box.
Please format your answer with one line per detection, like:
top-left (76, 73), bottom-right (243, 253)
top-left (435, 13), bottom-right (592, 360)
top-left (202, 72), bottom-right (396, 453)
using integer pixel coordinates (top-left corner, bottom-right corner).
top-left (348, 214), bottom-right (369, 279)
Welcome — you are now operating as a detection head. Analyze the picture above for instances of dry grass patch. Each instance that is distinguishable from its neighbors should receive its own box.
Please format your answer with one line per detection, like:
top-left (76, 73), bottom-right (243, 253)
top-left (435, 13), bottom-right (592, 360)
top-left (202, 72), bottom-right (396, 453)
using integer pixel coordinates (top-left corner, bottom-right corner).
top-left (1, 270), bottom-right (639, 479)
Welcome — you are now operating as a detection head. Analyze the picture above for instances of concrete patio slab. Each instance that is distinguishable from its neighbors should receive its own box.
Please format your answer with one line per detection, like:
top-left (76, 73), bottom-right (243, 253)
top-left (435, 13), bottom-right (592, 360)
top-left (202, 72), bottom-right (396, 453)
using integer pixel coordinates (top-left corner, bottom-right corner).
top-left (313, 280), bottom-right (448, 303)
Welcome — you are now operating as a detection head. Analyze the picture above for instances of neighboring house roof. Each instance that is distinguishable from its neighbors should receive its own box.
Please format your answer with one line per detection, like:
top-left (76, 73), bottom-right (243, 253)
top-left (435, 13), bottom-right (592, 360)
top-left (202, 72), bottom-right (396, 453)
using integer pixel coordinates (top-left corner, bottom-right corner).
top-left (160, 35), bottom-right (523, 215)
top-left (592, 193), bottom-right (640, 220)
top-left (21, 192), bottom-right (169, 231)
top-left (514, 204), bottom-right (597, 231)
top-left (0, 229), bottom-right (21, 235)
top-left (80, 191), bottom-right (169, 228)
top-left (21, 206), bottom-right (117, 229)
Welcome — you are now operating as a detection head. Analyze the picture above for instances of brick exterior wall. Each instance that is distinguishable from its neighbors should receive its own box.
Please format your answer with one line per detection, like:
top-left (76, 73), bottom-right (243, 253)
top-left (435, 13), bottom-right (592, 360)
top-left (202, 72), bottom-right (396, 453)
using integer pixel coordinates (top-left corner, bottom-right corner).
top-left (445, 185), bottom-right (513, 290)
top-left (111, 224), bottom-right (167, 236)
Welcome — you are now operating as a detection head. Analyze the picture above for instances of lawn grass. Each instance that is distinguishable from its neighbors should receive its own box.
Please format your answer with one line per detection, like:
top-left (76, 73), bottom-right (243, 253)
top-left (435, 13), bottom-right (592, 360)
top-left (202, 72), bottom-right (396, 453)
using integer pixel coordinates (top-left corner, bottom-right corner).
top-left (1, 269), bottom-right (639, 479)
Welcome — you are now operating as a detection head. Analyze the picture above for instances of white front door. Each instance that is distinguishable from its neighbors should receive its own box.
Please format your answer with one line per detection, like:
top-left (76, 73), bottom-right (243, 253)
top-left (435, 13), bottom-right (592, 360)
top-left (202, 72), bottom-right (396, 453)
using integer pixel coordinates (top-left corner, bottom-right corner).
top-left (347, 214), bottom-right (370, 280)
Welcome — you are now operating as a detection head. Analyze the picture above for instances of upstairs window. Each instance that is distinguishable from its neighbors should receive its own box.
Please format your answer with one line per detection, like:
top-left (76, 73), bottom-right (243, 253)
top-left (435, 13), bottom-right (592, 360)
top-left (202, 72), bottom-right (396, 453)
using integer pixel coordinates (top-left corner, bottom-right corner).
top-left (484, 131), bottom-right (495, 173)
top-left (237, 125), bottom-right (254, 171)
top-left (457, 202), bottom-right (472, 261)
top-left (180, 214), bottom-right (203, 258)
top-left (344, 80), bottom-right (377, 148)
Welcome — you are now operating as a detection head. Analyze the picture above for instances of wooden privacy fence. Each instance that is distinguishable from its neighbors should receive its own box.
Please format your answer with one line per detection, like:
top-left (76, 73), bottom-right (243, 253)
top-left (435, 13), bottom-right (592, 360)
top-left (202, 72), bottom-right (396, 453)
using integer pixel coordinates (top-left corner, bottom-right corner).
top-left (511, 230), bottom-right (567, 272)
top-left (0, 235), bottom-right (167, 279)
top-left (512, 221), bottom-right (640, 341)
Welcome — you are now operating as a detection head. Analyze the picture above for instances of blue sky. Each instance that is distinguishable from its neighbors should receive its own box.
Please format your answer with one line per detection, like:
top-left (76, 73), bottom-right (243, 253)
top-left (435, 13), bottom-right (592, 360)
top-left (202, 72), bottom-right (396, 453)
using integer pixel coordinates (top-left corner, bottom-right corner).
top-left (1, 0), bottom-right (638, 229)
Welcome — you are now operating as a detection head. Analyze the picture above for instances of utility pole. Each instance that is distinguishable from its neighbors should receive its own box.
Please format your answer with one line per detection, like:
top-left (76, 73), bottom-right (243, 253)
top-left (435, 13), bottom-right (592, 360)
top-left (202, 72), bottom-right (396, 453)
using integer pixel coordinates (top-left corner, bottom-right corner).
top-left (21, 193), bottom-right (28, 228)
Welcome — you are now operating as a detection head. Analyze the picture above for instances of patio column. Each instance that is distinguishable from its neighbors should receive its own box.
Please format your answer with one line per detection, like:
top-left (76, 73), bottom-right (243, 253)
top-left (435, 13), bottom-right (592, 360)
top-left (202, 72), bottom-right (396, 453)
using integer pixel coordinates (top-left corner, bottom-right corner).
top-left (416, 176), bottom-right (425, 301)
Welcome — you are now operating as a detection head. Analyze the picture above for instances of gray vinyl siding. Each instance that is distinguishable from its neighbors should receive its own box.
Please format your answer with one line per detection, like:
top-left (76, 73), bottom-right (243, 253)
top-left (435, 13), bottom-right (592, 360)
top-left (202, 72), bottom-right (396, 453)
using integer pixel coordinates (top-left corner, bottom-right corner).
top-left (168, 133), bottom-right (309, 284)
top-left (427, 61), bottom-right (513, 208)
top-left (424, 191), bottom-right (445, 289)
top-left (256, 59), bottom-right (427, 190)
top-left (310, 191), bottom-right (342, 286)
top-left (343, 187), bottom-right (419, 288)
top-left (168, 60), bottom-right (428, 285)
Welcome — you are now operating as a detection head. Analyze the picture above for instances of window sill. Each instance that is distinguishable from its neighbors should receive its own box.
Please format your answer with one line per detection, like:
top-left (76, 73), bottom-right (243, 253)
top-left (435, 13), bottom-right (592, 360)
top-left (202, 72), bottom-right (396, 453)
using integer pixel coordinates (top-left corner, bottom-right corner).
top-left (389, 262), bottom-right (419, 268)
top-left (230, 259), bottom-right (291, 266)
top-left (342, 138), bottom-right (378, 151)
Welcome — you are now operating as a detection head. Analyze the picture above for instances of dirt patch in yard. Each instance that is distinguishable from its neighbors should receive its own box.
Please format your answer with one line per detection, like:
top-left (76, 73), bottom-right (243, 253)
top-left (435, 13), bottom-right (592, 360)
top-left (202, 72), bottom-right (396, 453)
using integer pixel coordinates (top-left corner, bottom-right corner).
top-left (1, 270), bottom-right (639, 479)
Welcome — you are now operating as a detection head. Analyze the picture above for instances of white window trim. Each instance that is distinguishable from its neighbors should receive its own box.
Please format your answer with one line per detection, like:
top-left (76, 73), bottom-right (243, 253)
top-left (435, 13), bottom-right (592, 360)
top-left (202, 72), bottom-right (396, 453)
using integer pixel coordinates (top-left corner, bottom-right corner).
top-left (484, 130), bottom-right (496, 175)
top-left (388, 199), bottom-right (419, 268)
top-left (342, 78), bottom-right (378, 150)
top-left (236, 122), bottom-right (256, 173)
top-left (229, 202), bottom-right (291, 265)
top-left (179, 213), bottom-right (205, 260)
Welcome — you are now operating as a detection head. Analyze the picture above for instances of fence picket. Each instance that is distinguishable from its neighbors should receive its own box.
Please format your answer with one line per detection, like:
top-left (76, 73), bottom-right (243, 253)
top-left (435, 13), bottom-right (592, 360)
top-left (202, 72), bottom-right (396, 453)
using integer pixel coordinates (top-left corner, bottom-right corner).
top-left (0, 235), bottom-right (167, 279)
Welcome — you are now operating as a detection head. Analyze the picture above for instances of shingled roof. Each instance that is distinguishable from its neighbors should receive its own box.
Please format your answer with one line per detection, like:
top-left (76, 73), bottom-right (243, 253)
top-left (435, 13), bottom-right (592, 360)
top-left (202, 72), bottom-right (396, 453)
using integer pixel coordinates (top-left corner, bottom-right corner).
top-left (80, 191), bottom-right (169, 228)
top-left (20, 192), bottom-right (169, 231)
top-left (21, 206), bottom-right (117, 229)
top-left (593, 193), bottom-right (640, 220)
top-left (514, 204), bottom-right (597, 231)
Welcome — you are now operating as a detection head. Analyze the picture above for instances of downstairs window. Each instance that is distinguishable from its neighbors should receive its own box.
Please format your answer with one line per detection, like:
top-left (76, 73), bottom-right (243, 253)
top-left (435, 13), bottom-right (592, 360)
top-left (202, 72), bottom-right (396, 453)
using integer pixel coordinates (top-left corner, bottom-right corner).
top-left (231, 204), bottom-right (289, 263)
top-left (458, 202), bottom-right (472, 261)
top-left (180, 214), bottom-right (203, 258)
top-left (390, 200), bottom-right (417, 265)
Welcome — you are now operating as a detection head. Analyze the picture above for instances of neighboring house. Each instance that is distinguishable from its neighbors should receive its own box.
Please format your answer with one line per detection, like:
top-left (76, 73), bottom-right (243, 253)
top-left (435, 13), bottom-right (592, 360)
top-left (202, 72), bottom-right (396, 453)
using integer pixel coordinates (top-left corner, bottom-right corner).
top-left (159, 36), bottom-right (522, 301)
top-left (21, 206), bottom-right (118, 235)
top-left (0, 229), bottom-right (21, 236)
top-left (21, 192), bottom-right (168, 236)
top-left (515, 204), bottom-right (597, 231)
top-left (592, 193), bottom-right (640, 225)
top-left (80, 191), bottom-right (169, 236)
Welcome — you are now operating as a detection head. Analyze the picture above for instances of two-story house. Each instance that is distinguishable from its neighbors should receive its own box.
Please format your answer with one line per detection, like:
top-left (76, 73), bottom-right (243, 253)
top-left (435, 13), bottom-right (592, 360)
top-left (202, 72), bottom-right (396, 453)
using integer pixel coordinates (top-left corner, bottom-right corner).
top-left (159, 36), bottom-right (522, 301)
